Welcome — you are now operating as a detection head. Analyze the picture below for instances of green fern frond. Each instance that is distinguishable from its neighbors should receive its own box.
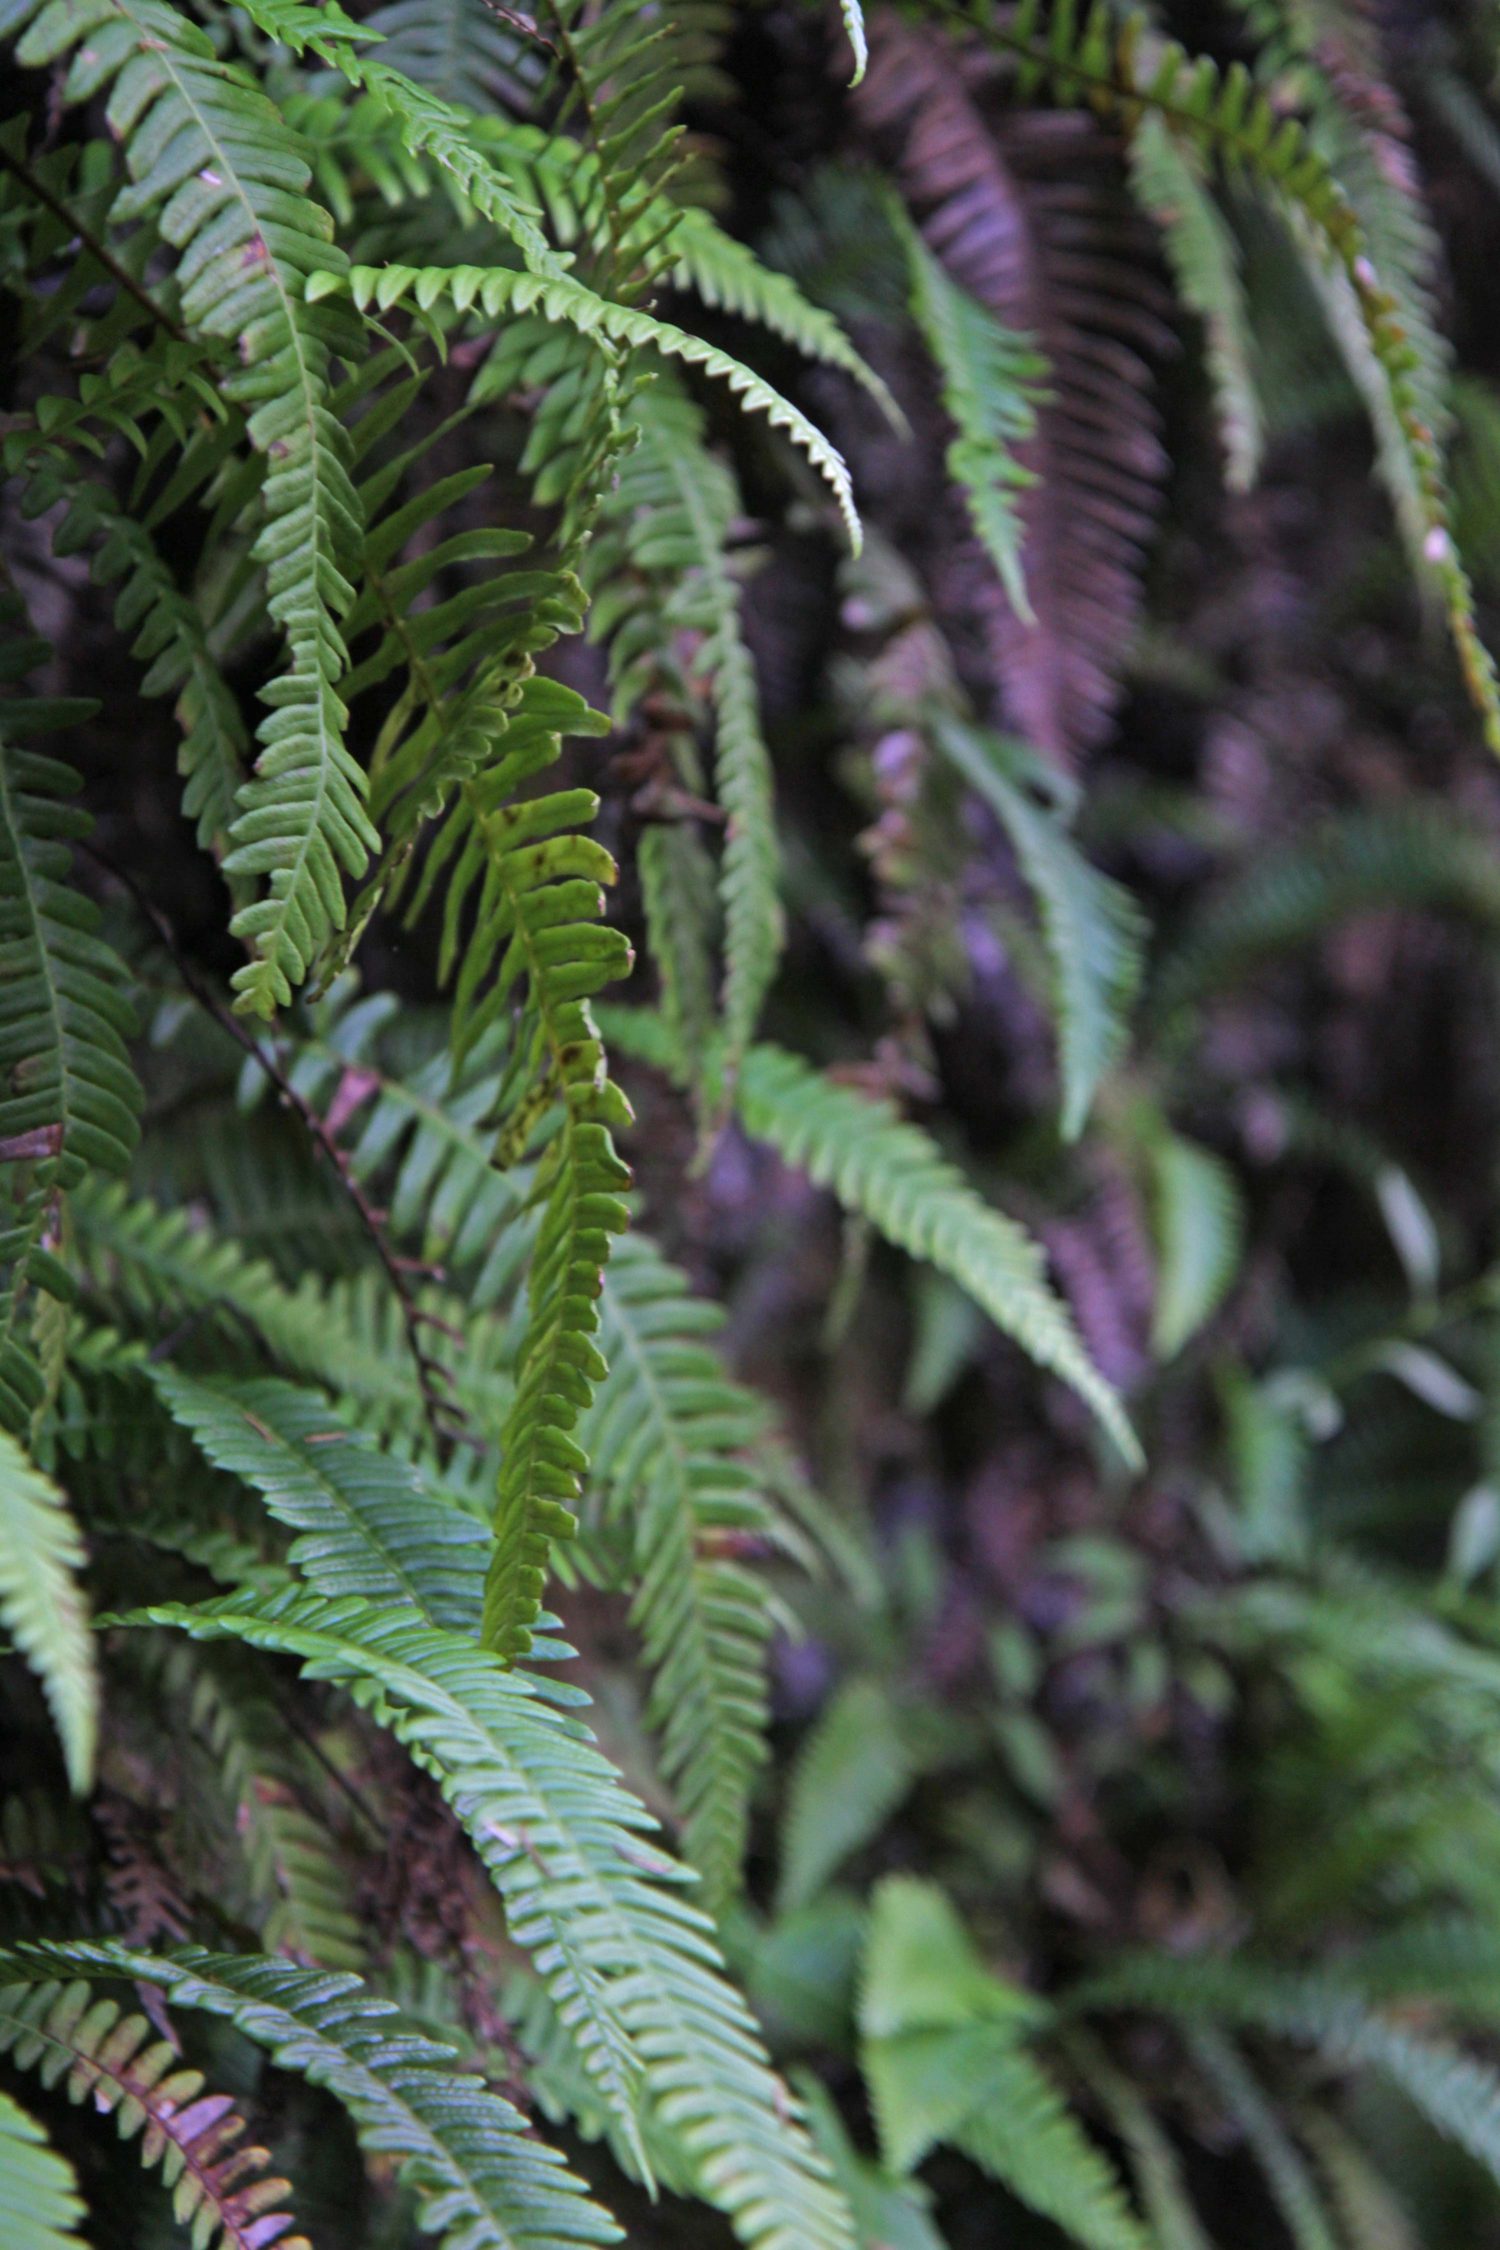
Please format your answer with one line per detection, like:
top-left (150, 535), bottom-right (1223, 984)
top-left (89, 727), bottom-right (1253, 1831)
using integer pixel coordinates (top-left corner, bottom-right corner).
top-left (19, 464), bottom-right (250, 876)
top-left (777, 1678), bottom-right (913, 1915)
top-left (860, 1880), bottom-right (1147, 2250)
top-left (0, 1431), bottom-right (97, 1798)
top-left (1128, 115), bottom-right (1263, 492)
top-left (669, 208), bottom-right (899, 421)
top-left (932, 720), bottom-right (1145, 1140)
top-left (1155, 799), bottom-right (1500, 1016)
top-left (331, 263), bottom-right (861, 548)
top-left (1144, 1127), bottom-right (1246, 1360)
top-left (150, 1366), bottom-right (489, 1634)
top-left (896, 210), bottom-right (1046, 621)
top-left (0, 2090), bottom-right (86, 2250)
top-left (589, 1231), bottom-right (778, 1903)
top-left (0, 1973), bottom-right (309, 2250)
top-left (130, 1588), bottom-right (856, 2250)
top-left (0, 0), bottom-right (379, 1017)
top-left (71, 1183), bottom-right (513, 1445)
top-left (0, 648), bottom-right (141, 1437)
top-left (730, 1043), bottom-right (1139, 1464)
top-left (358, 0), bottom-right (545, 114)
top-left (940, 0), bottom-right (1500, 753)
top-left (610, 387), bottom-right (784, 1094)
top-left (1079, 1951), bottom-right (1500, 2191)
top-left (435, 725), bottom-right (633, 1660)
top-left (0, 1945), bottom-right (616, 2250)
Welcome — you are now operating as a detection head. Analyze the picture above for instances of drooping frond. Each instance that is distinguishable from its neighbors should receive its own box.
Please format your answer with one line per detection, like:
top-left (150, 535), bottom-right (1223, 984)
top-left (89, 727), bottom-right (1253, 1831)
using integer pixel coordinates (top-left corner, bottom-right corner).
top-left (0, 1945), bottom-right (617, 2250)
top-left (588, 1231), bottom-right (778, 1903)
top-left (130, 1588), bottom-right (855, 2250)
top-left (19, 464), bottom-right (249, 877)
top-left (0, 1431), bottom-right (97, 1798)
top-left (932, 719), bottom-right (1145, 1139)
top-left (729, 1042), bottom-right (1139, 1463)
top-left (1128, 114), bottom-right (1263, 492)
top-left (0, 2090), bottom-right (86, 2250)
top-left (859, 14), bottom-right (1167, 758)
top-left (435, 707), bottom-right (633, 1660)
top-left (933, 0), bottom-right (1500, 755)
top-left (894, 203), bottom-right (1046, 622)
top-left (0, 0), bottom-right (377, 1016)
top-left (0, 1973), bottom-right (308, 2250)
top-left (0, 632), bottom-right (141, 1436)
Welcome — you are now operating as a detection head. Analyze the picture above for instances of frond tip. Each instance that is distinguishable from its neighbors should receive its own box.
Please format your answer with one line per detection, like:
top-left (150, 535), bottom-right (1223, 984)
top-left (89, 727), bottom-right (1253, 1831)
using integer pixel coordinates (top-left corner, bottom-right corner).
top-left (735, 1044), bottom-right (1140, 1465)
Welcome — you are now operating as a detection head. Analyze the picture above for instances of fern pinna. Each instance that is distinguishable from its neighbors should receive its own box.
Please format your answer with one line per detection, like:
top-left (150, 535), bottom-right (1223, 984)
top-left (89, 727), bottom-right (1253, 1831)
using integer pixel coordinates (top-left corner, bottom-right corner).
top-left (10, 0), bottom-right (1500, 2246)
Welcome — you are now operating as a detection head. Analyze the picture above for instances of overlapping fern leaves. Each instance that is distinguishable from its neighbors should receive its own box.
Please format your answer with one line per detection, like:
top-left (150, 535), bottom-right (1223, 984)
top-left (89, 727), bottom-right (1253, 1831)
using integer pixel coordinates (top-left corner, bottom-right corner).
top-left (0, 0), bottom-right (375, 1014)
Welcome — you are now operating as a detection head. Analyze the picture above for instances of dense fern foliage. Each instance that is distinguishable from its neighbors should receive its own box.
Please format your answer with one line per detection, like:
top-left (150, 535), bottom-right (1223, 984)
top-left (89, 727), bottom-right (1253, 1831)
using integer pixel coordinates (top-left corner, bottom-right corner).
top-left (10, 0), bottom-right (1500, 2243)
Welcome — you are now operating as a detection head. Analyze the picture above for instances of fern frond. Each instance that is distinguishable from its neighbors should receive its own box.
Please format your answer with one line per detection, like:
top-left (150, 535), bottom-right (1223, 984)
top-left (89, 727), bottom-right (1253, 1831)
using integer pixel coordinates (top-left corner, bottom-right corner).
top-left (588, 1232), bottom-right (778, 1903)
top-left (1079, 1951), bottom-right (1500, 2191)
top-left (0, 0), bottom-right (378, 1015)
top-left (895, 207), bottom-right (1046, 622)
top-left (0, 1945), bottom-right (616, 2250)
top-left (940, 0), bottom-right (1500, 754)
top-left (670, 208), bottom-right (900, 421)
top-left (332, 263), bottom-right (861, 548)
top-left (0, 1975), bottom-right (308, 2250)
top-left (859, 16), bottom-right (1166, 758)
top-left (730, 1043), bottom-right (1139, 1463)
top-left (1144, 1128), bottom-right (1245, 1360)
top-left (0, 1431), bottom-right (97, 1798)
top-left (71, 1183), bottom-right (513, 1445)
top-left (861, 1879), bottom-right (1147, 2250)
top-left (1128, 114), bottom-right (1263, 492)
top-left (358, 0), bottom-right (545, 114)
top-left (130, 1589), bottom-right (855, 2250)
top-left (0, 2090), bottom-right (86, 2250)
top-left (150, 1367), bottom-right (489, 1634)
top-left (436, 729), bottom-right (633, 1659)
top-left (932, 720), bottom-right (1144, 1139)
top-left (1155, 799), bottom-right (1500, 1016)
top-left (0, 643), bottom-right (141, 1437)
top-left (777, 1677), bottom-right (913, 1914)
top-left (603, 386), bottom-right (784, 1094)
top-left (20, 463), bottom-right (250, 876)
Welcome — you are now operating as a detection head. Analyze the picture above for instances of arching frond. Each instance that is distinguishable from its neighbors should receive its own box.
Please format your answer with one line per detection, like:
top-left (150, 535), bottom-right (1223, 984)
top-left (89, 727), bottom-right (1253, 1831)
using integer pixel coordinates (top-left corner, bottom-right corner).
top-left (131, 1588), bottom-right (855, 2250)
top-left (0, 1973), bottom-right (308, 2250)
top-left (732, 1043), bottom-right (1139, 1464)
top-left (0, 1946), bottom-right (615, 2250)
